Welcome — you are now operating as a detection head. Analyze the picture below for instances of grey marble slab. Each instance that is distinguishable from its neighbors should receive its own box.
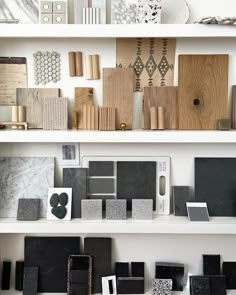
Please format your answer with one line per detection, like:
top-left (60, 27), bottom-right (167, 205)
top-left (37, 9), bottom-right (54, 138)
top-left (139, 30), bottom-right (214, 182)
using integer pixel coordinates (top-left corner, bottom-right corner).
top-left (0, 0), bottom-right (39, 24)
top-left (0, 157), bottom-right (54, 218)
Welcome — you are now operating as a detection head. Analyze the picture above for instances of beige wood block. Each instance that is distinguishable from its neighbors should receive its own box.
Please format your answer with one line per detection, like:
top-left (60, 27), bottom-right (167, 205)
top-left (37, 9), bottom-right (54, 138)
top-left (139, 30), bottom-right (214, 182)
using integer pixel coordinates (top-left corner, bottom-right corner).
top-left (74, 87), bottom-right (93, 129)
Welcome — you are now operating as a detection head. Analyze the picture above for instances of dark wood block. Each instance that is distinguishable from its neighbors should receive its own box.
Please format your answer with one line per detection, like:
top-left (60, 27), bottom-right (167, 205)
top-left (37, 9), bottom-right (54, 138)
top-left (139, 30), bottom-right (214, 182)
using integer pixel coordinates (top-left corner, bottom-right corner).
top-left (173, 186), bottom-right (194, 216)
top-left (203, 255), bottom-right (221, 275)
top-left (89, 161), bottom-right (114, 176)
top-left (190, 276), bottom-right (211, 295)
top-left (131, 262), bottom-right (144, 277)
top-left (115, 262), bottom-right (129, 277)
top-left (117, 278), bottom-right (144, 294)
top-left (15, 261), bottom-right (24, 291)
top-left (223, 262), bottom-right (236, 289)
top-left (23, 266), bottom-right (38, 295)
top-left (1, 261), bottom-right (11, 290)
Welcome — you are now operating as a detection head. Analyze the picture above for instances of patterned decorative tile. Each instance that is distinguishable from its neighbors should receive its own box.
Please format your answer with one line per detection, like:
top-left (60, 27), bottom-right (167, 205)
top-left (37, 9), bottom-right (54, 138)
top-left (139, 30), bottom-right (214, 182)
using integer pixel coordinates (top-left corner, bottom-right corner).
top-left (153, 279), bottom-right (173, 295)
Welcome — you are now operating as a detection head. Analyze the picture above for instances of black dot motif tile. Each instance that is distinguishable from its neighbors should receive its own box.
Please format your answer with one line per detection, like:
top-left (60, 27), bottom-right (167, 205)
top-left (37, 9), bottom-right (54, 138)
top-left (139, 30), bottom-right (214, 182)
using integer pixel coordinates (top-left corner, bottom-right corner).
top-left (47, 188), bottom-right (72, 220)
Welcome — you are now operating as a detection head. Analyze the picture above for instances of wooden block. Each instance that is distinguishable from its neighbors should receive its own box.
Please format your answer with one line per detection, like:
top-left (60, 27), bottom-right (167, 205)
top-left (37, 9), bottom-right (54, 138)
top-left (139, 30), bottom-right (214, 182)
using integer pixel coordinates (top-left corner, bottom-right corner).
top-left (72, 111), bottom-right (78, 130)
top-left (150, 107), bottom-right (158, 130)
top-left (99, 107), bottom-right (116, 131)
top-left (0, 122), bottom-right (28, 130)
top-left (68, 52), bottom-right (76, 76)
top-left (74, 87), bottom-right (93, 129)
top-left (82, 105), bottom-right (99, 130)
top-left (232, 86), bottom-right (236, 129)
top-left (158, 107), bottom-right (165, 130)
top-left (143, 86), bottom-right (177, 130)
top-left (75, 52), bottom-right (83, 76)
top-left (92, 55), bottom-right (100, 79)
top-left (17, 106), bottom-right (26, 130)
top-left (85, 55), bottom-right (93, 80)
top-left (16, 88), bottom-right (60, 129)
top-left (103, 68), bottom-right (134, 129)
top-left (178, 55), bottom-right (228, 130)
top-left (11, 106), bottom-right (18, 129)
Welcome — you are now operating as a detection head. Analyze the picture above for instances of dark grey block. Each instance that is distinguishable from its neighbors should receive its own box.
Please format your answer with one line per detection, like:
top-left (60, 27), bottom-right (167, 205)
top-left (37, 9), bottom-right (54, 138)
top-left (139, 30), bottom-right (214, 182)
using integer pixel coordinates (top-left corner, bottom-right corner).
top-left (106, 200), bottom-right (127, 220)
top-left (187, 205), bottom-right (210, 222)
top-left (223, 262), bottom-right (236, 289)
top-left (115, 262), bottom-right (129, 277)
top-left (117, 161), bottom-right (156, 211)
top-left (190, 276), bottom-right (210, 295)
top-left (63, 168), bottom-right (87, 218)
top-left (81, 200), bottom-right (102, 220)
top-left (23, 267), bottom-right (38, 295)
top-left (195, 158), bottom-right (236, 216)
top-left (17, 199), bottom-right (40, 221)
top-left (89, 161), bottom-right (114, 176)
top-left (173, 186), bottom-right (194, 216)
top-left (88, 178), bottom-right (115, 194)
top-left (117, 277), bottom-right (144, 294)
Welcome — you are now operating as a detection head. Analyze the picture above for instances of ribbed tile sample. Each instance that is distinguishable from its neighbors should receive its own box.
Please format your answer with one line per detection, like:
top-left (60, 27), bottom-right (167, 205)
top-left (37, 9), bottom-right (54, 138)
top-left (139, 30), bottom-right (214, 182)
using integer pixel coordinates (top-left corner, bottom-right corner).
top-left (106, 200), bottom-right (127, 220)
top-left (81, 200), bottom-right (102, 220)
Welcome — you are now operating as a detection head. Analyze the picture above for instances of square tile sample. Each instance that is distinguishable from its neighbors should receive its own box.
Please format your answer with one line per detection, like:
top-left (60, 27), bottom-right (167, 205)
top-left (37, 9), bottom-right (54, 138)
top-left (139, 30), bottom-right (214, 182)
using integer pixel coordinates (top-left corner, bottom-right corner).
top-left (0, 157), bottom-right (54, 218)
top-left (17, 199), bottom-right (40, 221)
top-left (155, 262), bottom-right (185, 291)
top-left (195, 158), bottom-right (236, 216)
top-left (81, 200), bottom-right (102, 220)
top-left (223, 262), bottom-right (236, 289)
top-left (190, 276), bottom-right (211, 295)
top-left (203, 255), bottom-right (221, 275)
top-left (131, 262), bottom-right (145, 277)
top-left (89, 161), bottom-right (114, 176)
top-left (132, 199), bottom-right (153, 220)
top-left (152, 279), bottom-right (173, 295)
top-left (115, 262), bottom-right (129, 277)
top-left (209, 276), bottom-right (226, 295)
top-left (187, 202), bottom-right (210, 222)
top-left (117, 161), bottom-right (156, 211)
top-left (25, 237), bottom-right (80, 292)
top-left (106, 200), bottom-right (127, 220)
top-left (88, 178), bottom-right (115, 194)
top-left (173, 186), bottom-right (194, 216)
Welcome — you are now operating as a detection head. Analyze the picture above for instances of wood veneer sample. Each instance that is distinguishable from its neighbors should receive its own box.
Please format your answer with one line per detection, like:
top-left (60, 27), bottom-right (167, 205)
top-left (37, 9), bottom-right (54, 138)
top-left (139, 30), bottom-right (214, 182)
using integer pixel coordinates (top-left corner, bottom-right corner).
top-left (178, 55), bottom-right (228, 130)
top-left (103, 68), bottom-right (134, 129)
top-left (143, 86), bottom-right (177, 129)
top-left (74, 87), bottom-right (93, 129)
top-left (232, 86), bottom-right (236, 129)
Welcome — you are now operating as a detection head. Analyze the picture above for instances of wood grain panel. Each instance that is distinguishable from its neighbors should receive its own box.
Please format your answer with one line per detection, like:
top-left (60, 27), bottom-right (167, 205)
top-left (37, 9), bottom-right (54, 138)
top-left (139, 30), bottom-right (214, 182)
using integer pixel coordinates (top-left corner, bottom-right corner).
top-left (143, 86), bottom-right (178, 129)
top-left (178, 55), bottom-right (228, 130)
top-left (232, 86), bottom-right (236, 129)
top-left (103, 68), bottom-right (133, 129)
top-left (74, 87), bottom-right (93, 129)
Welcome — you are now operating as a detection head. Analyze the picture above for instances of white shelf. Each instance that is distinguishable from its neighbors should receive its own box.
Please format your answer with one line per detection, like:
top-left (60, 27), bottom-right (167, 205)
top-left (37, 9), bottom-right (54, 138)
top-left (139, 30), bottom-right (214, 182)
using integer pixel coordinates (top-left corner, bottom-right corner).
top-left (1, 216), bottom-right (236, 234)
top-left (0, 130), bottom-right (236, 143)
top-left (0, 24), bottom-right (236, 38)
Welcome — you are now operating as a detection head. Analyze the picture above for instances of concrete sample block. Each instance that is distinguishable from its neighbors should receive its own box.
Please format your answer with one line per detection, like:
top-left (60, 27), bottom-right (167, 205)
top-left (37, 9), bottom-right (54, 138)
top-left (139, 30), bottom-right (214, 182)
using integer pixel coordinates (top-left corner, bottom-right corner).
top-left (132, 199), bottom-right (153, 220)
top-left (81, 200), bottom-right (102, 220)
top-left (106, 200), bottom-right (127, 220)
top-left (17, 199), bottom-right (40, 221)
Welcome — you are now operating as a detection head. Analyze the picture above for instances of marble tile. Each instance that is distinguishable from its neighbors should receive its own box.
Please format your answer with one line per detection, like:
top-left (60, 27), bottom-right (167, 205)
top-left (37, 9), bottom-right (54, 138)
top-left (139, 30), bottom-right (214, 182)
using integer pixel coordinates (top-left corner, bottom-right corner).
top-left (0, 157), bottom-right (54, 218)
top-left (0, 0), bottom-right (39, 24)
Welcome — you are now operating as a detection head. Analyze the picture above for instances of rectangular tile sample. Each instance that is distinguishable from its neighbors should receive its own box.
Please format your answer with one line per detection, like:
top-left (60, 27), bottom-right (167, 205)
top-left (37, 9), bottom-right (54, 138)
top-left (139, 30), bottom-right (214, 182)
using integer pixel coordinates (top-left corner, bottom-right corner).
top-left (190, 276), bottom-right (211, 295)
top-left (81, 199), bottom-right (102, 220)
top-left (17, 88), bottom-right (60, 128)
top-left (173, 186), bottom-right (193, 216)
top-left (143, 86), bottom-right (178, 129)
top-left (0, 157), bottom-right (54, 218)
top-left (63, 168), bottom-right (87, 218)
top-left (74, 87), bottom-right (93, 129)
top-left (25, 237), bottom-right (80, 292)
top-left (103, 68), bottom-right (134, 129)
top-left (106, 199), bottom-right (127, 220)
top-left (232, 85), bottom-right (236, 129)
top-left (209, 276), bottom-right (226, 295)
top-left (132, 199), bottom-right (153, 220)
top-left (115, 262), bottom-right (129, 277)
top-left (92, 0), bottom-right (106, 24)
top-left (15, 261), bottom-right (24, 291)
top-left (187, 203), bottom-right (210, 222)
top-left (131, 262), bottom-right (144, 277)
top-left (23, 267), bottom-right (38, 295)
top-left (195, 158), bottom-right (236, 216)
top-left (89, 161), bottom-right (114, 176)
top-left (223, 262), bottom-right (236, 289)
top-left (178, 55), bottom-right (228, 130)
top-left (88, 178), bottom-right (115, 194)
top-left (117, 161), bottom-right (156, 211)
top-left (17, 199), bottom-right (40, 221)
top-left (84, 237), bottom-right (112, 293)
top-left (117, 278), bottom-right (144, 294)
top-left (203, 255), bottom-right (221, 276)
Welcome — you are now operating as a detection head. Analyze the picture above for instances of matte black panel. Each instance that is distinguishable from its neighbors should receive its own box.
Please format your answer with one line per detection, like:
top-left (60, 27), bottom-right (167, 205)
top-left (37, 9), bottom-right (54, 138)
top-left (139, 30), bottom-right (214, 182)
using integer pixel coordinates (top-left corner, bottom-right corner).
top-left (209, 276), bottom-right (226, 295)
top-left (15, 261), bottom-right (24, 291)
top-left (173, 186), bottom-right (194, 216)
top-left (69, 284), bottom-right (88, 295)
top-left (23, 267), bottom-right (38, 295)
top-left (88, 178), bottom-right (115, 194)
top-left (223, 262), bottom-right (236, 289)
top-left (190, 276), bottom-right (211, 295)
top-left (155, 262), bottom-right (185, 291)
top-left (131, 262), bottom-right (144, 277)
top-left (69, 270), bottom-right (89, 284)
top-left (89, 161), bottom-right (114, 176)
top-left (203, 255), bottom-right (221, 275)
top-left (24, 237), bottom-right (80, 292)
top-left (84, 237), bottom-right (112, 293)
top-left (117, 161), bottom-right (156, 211)
top-left (117, 278), bottom-right (144, 294)
top-left (1, 261), bottom-right (11, 290)
top-left (63, 168), bottom-right (87, 218)
top-left (195, 158), bottom-right (236, 216)
top-left (115, 262), bottom-right (129, 278)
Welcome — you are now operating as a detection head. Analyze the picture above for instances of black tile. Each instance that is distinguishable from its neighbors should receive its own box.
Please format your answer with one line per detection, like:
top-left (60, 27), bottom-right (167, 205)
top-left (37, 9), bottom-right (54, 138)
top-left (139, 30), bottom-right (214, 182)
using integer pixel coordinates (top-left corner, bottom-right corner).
top-left (203, 255), bottom-right (221, 275)
top-left (195, 158), bottom-right (236, 216)
top-left (23, 267), bottom-right (38, 295)
top-left (117, 278), bottom-right (144, 294)
top-left (209, 275), bottom-right (226, 295)
top-left (89, 161), bottom-right (114, 176)
top-left (15, 261), bottom-right (24, 291)
top-left (190, 276), bottom-right (211, 295)
top-left (155, 262), bottom-right (185, 291)
top-left (63, 168), bottom-right (87, 218)
top-left (69, 270), bottom-right (89, 284)
top-left (24, 237), bottom-right (80, 292)
top-left (69, 284), bottom-right (88, 295)
top-left (173, 186), bottom-right (194, 216)
top-left (1, 261), bottom-right (11, 290)
top-left (223, 262), bottom-right (236, 289)
top-left (84, 237), bottom-right (112, 293)
top-left (131, 262), bottom-right (144, 277)
top-left (117, 161), bottom-right (156, 211)
top-left (115, 262), bottom-right (129, 277)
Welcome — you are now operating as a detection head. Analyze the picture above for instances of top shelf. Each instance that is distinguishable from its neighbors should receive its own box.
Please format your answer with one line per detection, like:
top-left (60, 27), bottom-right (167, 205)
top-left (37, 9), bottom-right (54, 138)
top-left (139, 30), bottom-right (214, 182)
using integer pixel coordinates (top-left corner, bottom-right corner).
top-left (0, 24), bottom-right (236, 38)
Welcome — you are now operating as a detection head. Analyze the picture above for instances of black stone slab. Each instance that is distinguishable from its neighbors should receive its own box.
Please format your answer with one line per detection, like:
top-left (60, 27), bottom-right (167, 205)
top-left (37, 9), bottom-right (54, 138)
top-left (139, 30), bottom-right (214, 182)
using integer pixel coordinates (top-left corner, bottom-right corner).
top-left (223, 262), bottom-right (236, 289)
top-left (195, 158), bottom-right (236, 216)
top-left (88, 178), bottom-right (115, 194)
top-left (190, 275), bottom-right (226, 295)
top-left (115, 262), bottom-right (129, 278)
top-left (23, 267), bottom-right (38, 295)
top-left (117, 278), bottom-right (144, 294)
top-left (173, 186), bottom-right (194, 216)
top-left (155, 262), bottom-right (185, 291)
top-left (117, 161), bottom-right (156, 211)
top-left (63, 168), bottom-right (87, 218)
top-left (131, 262), bottom-right (144, 277)
top-left (69, 284), bottom-right (88, 295)
top-left (209, 276), bottom-right (226, 295)
top-left (203, 255), bottom-right (221, 275)
top-left (84, 237), bottom-right (112, 293)
top-left (89, 161), bottom-right (114, 176)
top-left (15, 261), bottom-right (24, 291)
top-left (17, 199), bottom-right (40, 221)
top-left (25, 237), bottom-right (80, 292)
top-left (1, 261), bottom-right (11, 290)
top-left (190, 276), bottom-right (211, 295)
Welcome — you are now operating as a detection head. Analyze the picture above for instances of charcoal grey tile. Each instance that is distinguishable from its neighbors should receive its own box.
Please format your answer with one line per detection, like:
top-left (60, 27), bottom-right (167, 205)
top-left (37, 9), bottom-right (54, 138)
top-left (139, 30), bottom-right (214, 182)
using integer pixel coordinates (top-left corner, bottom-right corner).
top-left (81, 200), bottom-right (102, 220)
top-left (117, 161), bottom-right (156, 211)
top-left (132, 199), bottom-right (153, 220)
top-left (187, 206), bottom-right (210, 222)
top-left (89, 161), bottom-right (114, 176)
top-left (106, 200), bottom-right (127, 220)
top-left (88, 178), bottom-right (115, 194)
top-left (203, 255), bottom-right (221, 276)
top-left (117, 277), bottom-right (144, 294)
top-left (190, 276), bottom-right (211, 295)
top-left (17, 199), bottom-right (40, 221)
top-left (23, 267), bottom-right (38, 295)
top-left (173, 186), bottom-right (194, 216)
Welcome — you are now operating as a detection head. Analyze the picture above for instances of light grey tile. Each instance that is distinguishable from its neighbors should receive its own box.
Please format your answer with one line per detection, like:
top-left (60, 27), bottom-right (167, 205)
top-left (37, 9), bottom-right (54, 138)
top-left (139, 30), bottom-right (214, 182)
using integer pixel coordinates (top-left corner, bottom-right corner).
top-left (132, 199), bottom-right (153, 220)
top-left (88, 178), bottom-right (115, 194)
top-left (106, 200), bottom-right (127, 220)
top-left (82, 199), bottom-right (102, 220)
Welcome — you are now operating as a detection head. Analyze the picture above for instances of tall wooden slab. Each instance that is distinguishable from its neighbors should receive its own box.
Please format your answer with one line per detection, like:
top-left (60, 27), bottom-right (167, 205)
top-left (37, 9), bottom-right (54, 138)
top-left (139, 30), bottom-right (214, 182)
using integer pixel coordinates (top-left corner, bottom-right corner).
top-left (178, 55), bottom-right (228, 130)
top-left (74, 87), bottom-right (93, 129)
top-left (103, 68), bottom-right (134, 129)
top-left (143, 86), bottom-right (178, 129)
top-left (232, 85), bottom-right (236, 129)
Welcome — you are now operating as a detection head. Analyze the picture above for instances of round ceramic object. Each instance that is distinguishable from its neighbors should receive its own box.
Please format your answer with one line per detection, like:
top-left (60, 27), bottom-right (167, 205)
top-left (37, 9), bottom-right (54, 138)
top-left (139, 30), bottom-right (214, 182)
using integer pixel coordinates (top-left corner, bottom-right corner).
top-left (161, 0), bottom-right (189, 24)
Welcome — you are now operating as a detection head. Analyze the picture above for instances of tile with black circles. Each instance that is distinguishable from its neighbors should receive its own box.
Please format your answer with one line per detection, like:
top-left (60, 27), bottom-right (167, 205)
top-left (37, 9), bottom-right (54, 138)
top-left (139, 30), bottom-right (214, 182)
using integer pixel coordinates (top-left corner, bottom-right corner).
top-left (47, 188), bottom-right (72, 220)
